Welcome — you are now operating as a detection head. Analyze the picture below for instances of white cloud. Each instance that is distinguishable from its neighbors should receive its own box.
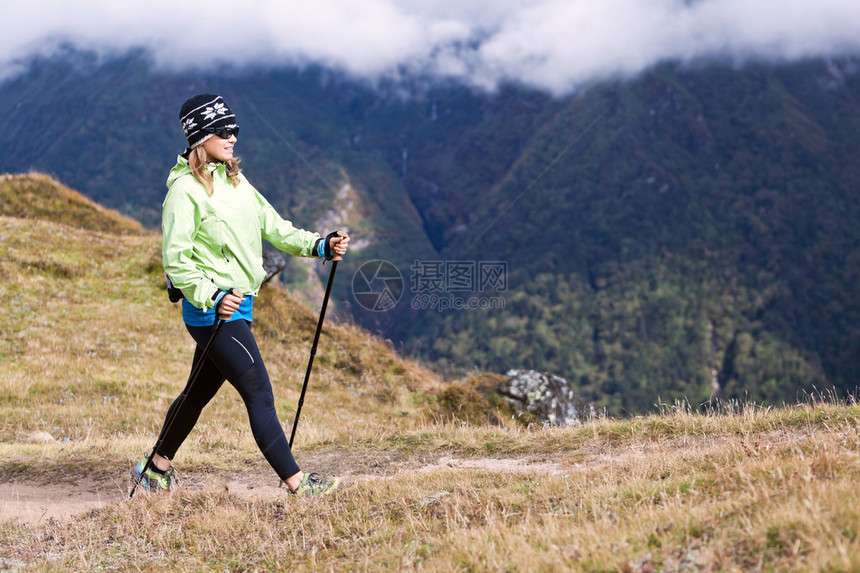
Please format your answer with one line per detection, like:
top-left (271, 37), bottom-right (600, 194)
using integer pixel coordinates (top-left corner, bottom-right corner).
top-left (2, 0), bottom-right (860, 93)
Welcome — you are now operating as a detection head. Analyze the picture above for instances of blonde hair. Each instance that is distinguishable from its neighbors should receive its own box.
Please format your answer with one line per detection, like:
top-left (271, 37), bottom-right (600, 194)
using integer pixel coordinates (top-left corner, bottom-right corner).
top-left (188, 146), bottom-right (242, 195)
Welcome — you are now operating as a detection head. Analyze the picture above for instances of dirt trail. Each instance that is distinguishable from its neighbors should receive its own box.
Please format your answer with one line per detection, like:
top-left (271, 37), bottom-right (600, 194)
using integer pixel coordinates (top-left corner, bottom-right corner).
top-left (0, 455), bottom-right (567, 526)
top-left (0, 482), bottom-right (127, 525)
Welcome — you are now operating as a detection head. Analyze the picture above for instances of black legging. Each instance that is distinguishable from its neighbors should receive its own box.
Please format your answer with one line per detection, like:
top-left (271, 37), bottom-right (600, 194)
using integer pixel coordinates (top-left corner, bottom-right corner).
top-left (155, 320), bottom-right (300, 480)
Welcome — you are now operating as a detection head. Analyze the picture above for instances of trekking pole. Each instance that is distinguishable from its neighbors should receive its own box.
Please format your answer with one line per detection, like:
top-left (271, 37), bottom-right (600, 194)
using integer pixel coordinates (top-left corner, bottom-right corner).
top-left (289, 258), bottom-right (338, 449)
top-left (276, 243), bottom-right (342, 490)
top-left (129, 317), bottom-right (226, 499)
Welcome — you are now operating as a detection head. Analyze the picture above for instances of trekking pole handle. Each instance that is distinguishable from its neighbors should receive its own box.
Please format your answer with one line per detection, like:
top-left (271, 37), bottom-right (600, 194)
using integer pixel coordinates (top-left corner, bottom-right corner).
top-left (215, 289), bottom-right (244, 321)
top-left (328, 231), bottom-right (348, 262)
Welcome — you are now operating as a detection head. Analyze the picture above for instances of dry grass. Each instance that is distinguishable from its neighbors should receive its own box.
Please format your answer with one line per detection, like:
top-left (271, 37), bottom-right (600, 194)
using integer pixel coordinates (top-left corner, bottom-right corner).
top-left (1, 197), bottom-right (860, 571)
top-left (0, 173), bottom-right (146, 235)
top-left (2, 404), bottom-right (859, 571)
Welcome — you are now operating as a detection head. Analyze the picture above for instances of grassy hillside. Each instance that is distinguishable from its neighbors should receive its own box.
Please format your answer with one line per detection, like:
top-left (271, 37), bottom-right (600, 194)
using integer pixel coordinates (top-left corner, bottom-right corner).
top-left (0, 176), bottom-right (441, 448)
top-left (1, 176), bottom-right (860, 570)
top-left (0, 172), bottom-right (146, 235)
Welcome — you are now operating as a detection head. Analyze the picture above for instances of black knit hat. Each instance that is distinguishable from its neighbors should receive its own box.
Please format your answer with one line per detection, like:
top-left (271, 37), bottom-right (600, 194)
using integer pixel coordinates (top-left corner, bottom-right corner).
top-left (179, 94), bottom-right (238, 149)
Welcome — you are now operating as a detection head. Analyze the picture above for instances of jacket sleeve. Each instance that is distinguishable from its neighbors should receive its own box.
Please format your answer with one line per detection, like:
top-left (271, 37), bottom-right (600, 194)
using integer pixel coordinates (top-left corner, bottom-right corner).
top-left (255, 188), bottom-right (320, 257)
top-left (162, 184), bottom-right (221, 310)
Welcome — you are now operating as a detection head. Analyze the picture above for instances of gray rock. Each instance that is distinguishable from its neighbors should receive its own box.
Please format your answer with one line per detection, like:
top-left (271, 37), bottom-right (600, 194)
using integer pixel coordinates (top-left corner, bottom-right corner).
top-left (262, 250), bottom-right (288, 285)
top-left (498, 369), bottom-right (581, 427)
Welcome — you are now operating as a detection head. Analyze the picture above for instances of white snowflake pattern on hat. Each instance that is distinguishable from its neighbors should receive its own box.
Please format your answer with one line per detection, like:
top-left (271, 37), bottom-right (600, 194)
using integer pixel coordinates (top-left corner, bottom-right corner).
top-left (202, 103), bottom-right (228, 120)
top-left (182, 118), bottom-right (197, 135)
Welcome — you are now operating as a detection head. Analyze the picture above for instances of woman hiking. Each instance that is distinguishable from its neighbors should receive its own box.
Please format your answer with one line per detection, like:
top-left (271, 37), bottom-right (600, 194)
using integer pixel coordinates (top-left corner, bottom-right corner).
top-left (132, 93), bottom-right (349, 496)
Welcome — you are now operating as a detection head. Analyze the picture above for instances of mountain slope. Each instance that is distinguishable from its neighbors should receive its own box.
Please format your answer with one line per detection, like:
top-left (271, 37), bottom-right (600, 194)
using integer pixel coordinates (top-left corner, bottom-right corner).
top-left (383, 60), bottom-right (860, 412)
top-left (2, 51), bottom-right (859, 413)
top-left (0, 172), bottom-right (146, 234)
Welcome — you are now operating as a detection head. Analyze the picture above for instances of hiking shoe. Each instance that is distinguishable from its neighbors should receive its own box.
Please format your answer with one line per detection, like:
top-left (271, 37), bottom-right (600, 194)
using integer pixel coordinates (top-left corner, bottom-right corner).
top-left (291, 472), bottom-right (340, 497)
top-left (131, 458), bottom-right (175, 492)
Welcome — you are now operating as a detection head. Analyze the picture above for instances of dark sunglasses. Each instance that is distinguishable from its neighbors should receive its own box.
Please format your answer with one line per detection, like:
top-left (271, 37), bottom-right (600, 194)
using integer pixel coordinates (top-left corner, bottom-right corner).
top-left (203, 126), bottom-right (240, 139)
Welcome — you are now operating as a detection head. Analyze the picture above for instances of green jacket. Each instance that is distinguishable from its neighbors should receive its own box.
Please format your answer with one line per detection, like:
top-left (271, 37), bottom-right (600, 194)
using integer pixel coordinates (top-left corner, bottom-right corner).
top-left (162, 156), bottom-right (320, 310)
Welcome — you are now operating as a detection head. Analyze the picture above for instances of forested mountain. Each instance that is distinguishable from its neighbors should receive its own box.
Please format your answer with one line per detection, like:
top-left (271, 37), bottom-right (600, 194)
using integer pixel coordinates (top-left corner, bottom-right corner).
top-left (2, 48), bottom-right (858, 414)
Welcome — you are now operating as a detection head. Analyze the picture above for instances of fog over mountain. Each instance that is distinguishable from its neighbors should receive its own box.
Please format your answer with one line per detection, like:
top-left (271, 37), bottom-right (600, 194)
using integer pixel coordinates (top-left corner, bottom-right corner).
top-left (4, 0), bottom-right (860, 93)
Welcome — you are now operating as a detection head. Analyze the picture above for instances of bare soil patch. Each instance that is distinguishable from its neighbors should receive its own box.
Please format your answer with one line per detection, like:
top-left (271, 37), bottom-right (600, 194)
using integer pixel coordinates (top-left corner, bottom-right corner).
top-left (0, 482), bottom-right (126, 525)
